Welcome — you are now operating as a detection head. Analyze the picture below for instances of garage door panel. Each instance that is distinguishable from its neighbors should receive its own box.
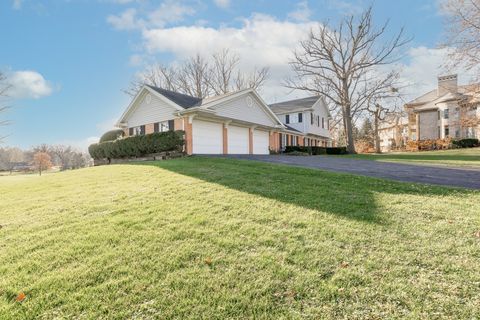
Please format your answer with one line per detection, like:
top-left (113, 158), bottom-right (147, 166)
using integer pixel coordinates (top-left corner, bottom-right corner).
top-left (228, 126), bottom-right (249, 154)
top-left (253, 130), bottom-right (269, 154)
top-left (192, 120), bottom-right (223, 154)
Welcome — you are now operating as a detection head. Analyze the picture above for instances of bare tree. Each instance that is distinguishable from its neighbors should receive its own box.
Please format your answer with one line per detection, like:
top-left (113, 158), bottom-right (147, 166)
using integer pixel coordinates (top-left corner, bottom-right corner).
top-left (177, 54), bottom-right (211, 99)
top-left (126, 50), bottom-right (270, 98)
top-left (209, 49), bottom-right (240, 95)
top-left (33, 152), bottom-right (52, 176)
top-left (0, 147), bottom-right (24, 174)
top-left (441, 0), bottom-right (480, 72)
top-left (285, 7), bottom-right (410, 153)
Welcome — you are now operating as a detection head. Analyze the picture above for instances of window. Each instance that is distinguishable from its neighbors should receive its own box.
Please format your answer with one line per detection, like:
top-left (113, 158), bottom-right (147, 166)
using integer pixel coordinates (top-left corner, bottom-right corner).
top-left (437, 110), bottom-right (440, 120)
top-left (130, 126), bottom-right (145, 136)
top-left (317, 115), bottom-right (320, 127)
top-left (444, 109), bottom-right (449, 119)
top-left (311, 112), bottom-right (314, 125)
top-left (285, 114), bottom-right (290, 124)
top-left (322, 117), bottom-right (325, 129)
top-left (327, 119), bottom-right (329, 130)
top-left (455, 129), bottom-right (460, 138)
top-left (444, 125), bottom-right (449, 137)
top-left (154, 121), bottom-right (171, 133)
top-left (298, 113), bottom-right (303, 123)
top-left (455, 107), bottom-right (459, 119)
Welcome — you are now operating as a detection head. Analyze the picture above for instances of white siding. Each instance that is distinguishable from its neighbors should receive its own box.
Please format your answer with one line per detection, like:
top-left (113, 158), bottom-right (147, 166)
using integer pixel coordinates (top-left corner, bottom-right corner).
top-left (281, 113), bottom-right (306, 132)
top-left (211, 93), bottom-right (277, 127)
top-left (125, 91), bottom-right (178, 127)
top-left (305, 99), bottom-right (331, 138)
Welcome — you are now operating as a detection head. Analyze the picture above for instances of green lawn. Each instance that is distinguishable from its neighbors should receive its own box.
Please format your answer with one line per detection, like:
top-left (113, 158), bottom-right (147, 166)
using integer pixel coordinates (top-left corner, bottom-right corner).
top-left (1, 157), bottom-right (479, 319)
top-left (343, 147), bottom-right (480, 168)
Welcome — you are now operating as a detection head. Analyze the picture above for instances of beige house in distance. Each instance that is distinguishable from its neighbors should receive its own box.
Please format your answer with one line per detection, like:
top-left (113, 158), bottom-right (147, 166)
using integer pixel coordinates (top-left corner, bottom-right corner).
top-left (405, 74), bottom-right (480, 141)
top-left (378, 114), bottom-right (408, 152)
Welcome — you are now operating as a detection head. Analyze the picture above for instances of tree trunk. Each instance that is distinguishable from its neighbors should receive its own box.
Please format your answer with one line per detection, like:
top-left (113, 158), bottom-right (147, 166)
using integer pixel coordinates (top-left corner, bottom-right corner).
top-left (374, 111), bottom-right (381, 153)
top-left (343, 103), bottom-right (356, 154)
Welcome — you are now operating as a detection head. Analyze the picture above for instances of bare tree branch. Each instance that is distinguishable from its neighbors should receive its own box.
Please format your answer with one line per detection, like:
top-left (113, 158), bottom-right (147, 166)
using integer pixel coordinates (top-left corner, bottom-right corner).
top-left (441, 0), bottom-right (480, 73)
top-left (284, 7), bottom-right (410, 153)
top-left (125, 50), bottom-right (270, 98)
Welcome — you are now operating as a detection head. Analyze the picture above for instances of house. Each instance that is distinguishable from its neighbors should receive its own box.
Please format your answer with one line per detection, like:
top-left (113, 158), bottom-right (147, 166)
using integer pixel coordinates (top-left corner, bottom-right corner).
top-left (377, 114), bottom-right (408, 152)
top-left (269, 96), bottom-right (332, 148)
top-left (405, 75), bottom-right (480, 141)
top-left (116, 85), bottom-right (332, 155)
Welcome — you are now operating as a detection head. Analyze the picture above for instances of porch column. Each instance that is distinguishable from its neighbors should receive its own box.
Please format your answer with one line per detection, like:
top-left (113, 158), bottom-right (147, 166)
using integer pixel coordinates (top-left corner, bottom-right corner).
top-left (223, 121), bottom-right (231, 155)
top-left (184, 115), bottom-right (195, 155)
top-left (248, 127), bottom-right (254, 154)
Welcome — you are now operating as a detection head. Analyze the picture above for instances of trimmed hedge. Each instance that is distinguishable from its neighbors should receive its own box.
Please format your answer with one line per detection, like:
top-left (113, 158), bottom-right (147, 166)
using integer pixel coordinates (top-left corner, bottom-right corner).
top-left (89, 131), bottom-right (184, 160)
top-left (284, 146), bottom-right (348, 155)
top-left (452, 138), bottom-right (479, 148)
top-left (99, 129), bottom-right (125, 143)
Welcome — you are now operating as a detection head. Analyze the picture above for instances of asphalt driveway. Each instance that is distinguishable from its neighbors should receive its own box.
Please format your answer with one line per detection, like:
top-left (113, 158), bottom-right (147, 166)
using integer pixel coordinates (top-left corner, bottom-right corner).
top-left (218, 155), bottom-right (480, 189)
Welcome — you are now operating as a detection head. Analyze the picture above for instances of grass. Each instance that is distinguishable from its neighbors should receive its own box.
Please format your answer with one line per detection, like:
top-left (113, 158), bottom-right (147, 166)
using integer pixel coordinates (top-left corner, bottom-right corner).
top-left (0, 157), bottom-right (479, 319)
top-left (343, 147), bottom-right (480, 168)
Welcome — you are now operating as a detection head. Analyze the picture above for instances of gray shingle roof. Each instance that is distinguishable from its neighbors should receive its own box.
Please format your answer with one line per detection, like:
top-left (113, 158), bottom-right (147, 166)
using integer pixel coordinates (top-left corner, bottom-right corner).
top-left (284, 124), bottom-right (301, 133)
top-left (147, 85), bottom-right (202, 109)
top-left (269, 96), bottom-right (320, 113)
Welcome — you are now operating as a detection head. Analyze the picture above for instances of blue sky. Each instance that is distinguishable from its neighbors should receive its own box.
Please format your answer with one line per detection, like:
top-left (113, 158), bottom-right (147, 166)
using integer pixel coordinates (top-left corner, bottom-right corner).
top-left (0, 0), bottom-right (452, 149)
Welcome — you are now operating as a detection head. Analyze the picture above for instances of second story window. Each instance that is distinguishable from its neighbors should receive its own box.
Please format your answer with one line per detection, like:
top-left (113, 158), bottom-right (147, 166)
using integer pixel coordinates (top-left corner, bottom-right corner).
top-left (285, 114), bottom-right (290, 124)
top-left (322, 117), bottom-right (324, 129)
top-left (311, 112), bottom-right (314, 125)
top-left (298, 113), bottom-right (303, 123)
top-left (444, 109), bottom-right (449, 119)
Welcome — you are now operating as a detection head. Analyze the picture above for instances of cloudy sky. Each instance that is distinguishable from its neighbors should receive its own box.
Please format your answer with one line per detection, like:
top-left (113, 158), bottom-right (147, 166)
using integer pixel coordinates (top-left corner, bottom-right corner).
top-left (0, 0), bottom-right (466, 149)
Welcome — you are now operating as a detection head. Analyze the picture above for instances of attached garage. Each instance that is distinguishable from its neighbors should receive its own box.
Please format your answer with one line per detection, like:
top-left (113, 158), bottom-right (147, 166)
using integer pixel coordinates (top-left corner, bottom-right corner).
top-left (228, 125), bottom-right (249, 154)
top-left (253, 130), bottom-right (270, 154)
top-left (192, 120), bottom-right (223, 154)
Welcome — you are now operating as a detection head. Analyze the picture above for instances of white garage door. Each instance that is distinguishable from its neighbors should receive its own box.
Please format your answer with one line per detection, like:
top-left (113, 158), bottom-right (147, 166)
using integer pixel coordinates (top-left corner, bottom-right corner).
top-left (228, 125), bottom-right (249, 154)
top-left (192, 120), bottom-right (223, 154)
top-left (253, 130), bottom-right (270, 154)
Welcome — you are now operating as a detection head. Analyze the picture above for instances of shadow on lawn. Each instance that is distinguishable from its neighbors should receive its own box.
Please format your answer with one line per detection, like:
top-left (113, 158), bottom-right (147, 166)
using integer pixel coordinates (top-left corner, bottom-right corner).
top-left (350, 153), bottom-right (480, 163)
top-left (131, 157), bottom-right (473, 225)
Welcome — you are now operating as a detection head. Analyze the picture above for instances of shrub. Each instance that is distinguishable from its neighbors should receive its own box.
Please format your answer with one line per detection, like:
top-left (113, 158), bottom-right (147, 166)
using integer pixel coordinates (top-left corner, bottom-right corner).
top-left (88, 131), bottom-right (184, 160)
top-left (284, 146), bottom-right (346, 155)
top-left (452, 138), bottom-right (479, 148)
top-left (325, 147), bottom-right (348, 155)
top-left (99, 129), bottom-right (124, 143)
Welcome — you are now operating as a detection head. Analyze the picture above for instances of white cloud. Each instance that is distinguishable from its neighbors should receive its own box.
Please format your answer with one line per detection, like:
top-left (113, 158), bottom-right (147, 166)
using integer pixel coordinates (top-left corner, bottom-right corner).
top-left (12, 0), bottom-right (22, 10)
top-left (288, 1), bottom-right (311, 22)
top-left (107, 1), bottom-right (195, 30)
top-left (148, 1), bottom-right (195, 28)
top-left (107, 8), bottom-right (143, 30)
top-left (58, 136), bottom-right (100, 152)
top-left (142, 14), bottom-right (319, 101)
top-left (7, 70), bottom-right (53, 99)
top-left (96, 117), bottom-right (119, 132)
top-left (214, 0), bottom-right (230, 9)
top-left (398, 46), bottom-right (478, 100)
top-left (326, 0), bottom-right (363, 15)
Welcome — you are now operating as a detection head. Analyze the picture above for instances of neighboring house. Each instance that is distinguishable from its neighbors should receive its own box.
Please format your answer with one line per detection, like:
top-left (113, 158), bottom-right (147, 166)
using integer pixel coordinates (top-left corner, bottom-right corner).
top-left (378, 114), bottom-right (408, 152)
top-left (116, 85), bottom-right (332, 155)
top-left (269, 96), bottom-right (332, 148)
top-left (405, 74), bottom-right (480, 141)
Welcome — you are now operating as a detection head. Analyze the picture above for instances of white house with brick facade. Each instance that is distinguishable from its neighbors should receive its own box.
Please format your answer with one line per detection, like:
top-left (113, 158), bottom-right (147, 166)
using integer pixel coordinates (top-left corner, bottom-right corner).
top-left (116, 85), bottom-right (331, 155)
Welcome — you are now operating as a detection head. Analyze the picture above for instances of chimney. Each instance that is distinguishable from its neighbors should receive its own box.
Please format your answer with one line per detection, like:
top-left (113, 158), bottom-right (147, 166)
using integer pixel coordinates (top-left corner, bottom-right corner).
top-left (437, 74), bottom-right (458, 96)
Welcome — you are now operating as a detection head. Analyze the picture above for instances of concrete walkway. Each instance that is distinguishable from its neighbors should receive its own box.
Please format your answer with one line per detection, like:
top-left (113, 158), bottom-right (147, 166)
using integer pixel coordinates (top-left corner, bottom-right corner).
top-left (218, 155), bottom-right (480, 190)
